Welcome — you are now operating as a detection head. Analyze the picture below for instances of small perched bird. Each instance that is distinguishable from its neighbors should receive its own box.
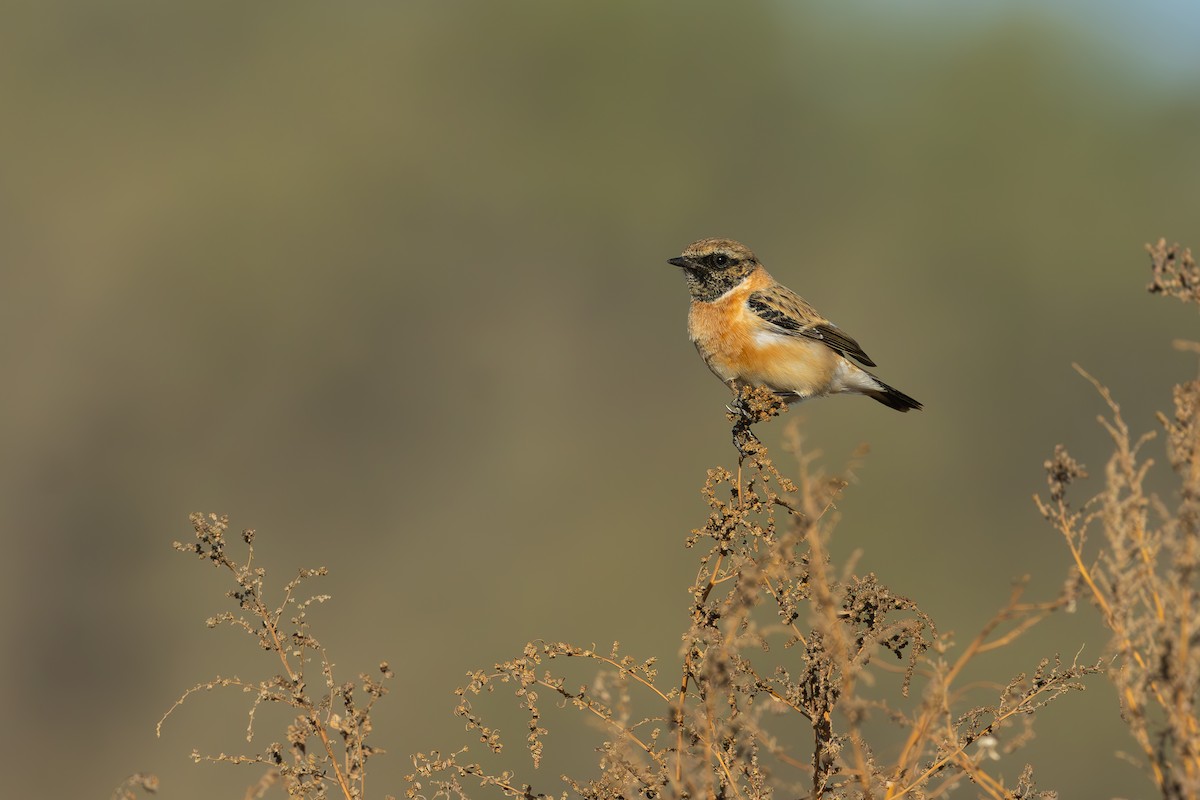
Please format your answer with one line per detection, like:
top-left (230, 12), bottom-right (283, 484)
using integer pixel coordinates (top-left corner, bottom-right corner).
top-left (668, 238), bottom-right (921, 412)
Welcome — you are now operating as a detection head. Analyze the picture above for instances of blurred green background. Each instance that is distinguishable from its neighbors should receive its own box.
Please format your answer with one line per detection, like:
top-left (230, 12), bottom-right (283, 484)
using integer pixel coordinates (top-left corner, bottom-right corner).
top-left (3, 2), bottom-right (1200, 797)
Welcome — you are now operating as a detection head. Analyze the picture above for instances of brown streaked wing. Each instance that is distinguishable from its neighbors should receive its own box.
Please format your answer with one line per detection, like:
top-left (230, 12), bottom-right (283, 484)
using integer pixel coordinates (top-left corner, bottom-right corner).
top-left (747, 286), bottom-right (877, 368)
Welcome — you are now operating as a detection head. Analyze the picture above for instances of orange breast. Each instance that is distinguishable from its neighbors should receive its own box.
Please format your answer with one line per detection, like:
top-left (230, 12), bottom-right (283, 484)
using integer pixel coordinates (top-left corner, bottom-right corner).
top-left (688, 281), bottom-right (839, 395)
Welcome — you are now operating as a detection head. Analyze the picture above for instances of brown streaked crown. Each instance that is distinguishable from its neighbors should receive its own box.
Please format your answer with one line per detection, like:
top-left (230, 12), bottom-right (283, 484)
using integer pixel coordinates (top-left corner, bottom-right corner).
top-left (668, 238), bottom-right (761, 302)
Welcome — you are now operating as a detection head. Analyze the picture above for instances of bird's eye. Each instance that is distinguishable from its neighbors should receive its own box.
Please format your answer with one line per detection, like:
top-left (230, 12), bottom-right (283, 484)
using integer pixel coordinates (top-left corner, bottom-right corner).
top-left (713, 253), bottom-right (729, 267)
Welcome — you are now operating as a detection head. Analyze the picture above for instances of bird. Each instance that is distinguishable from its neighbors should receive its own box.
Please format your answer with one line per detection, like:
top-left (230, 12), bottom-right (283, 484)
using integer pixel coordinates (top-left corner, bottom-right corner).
top-left (668, 237), bottom-right (922, 413)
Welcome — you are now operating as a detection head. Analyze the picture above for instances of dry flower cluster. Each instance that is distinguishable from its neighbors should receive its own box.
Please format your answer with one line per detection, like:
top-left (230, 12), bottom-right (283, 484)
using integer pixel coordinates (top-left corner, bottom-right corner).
top-left (120, 240), bottom-right (1200, 800)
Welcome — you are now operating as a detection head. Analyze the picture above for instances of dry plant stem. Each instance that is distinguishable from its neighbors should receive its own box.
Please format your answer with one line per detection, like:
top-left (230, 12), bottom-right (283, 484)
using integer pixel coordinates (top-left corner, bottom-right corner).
top-left (249, 578), bottom-right (356, 799)
top-left (886, 585), bottom-right (1041, 797)
top-left (161, 516), bottom-right (393, 800)
top-left (261, 604), bottom-right (355, 800)
top-left (1041, 490), bottom-right (1167, 789)
top-left (888, 669), bottom-right (1074, 800)
top-left (543, 674), bottom-right (661, 756)
top-left (576, 650), bottom-right (672, 704)
top-left (1045, 489), bottom-right (1159, 700)
top-left (802, 494), bottom-right (874, 800)
top-left (781, 428), bottom-right (871, 798)
top-left (758, 572), bottom-right (809, 648)
top-left (674, 460), bottom-right (741, 787)
top-left (888, 586), bottom-right (1067, 799)
top-left (673, 414), bottom-right (760, 789)
top-left (1036, 365), bottom-right (1200, 794)
top-left (158, 579), bottom-right (356, 799)
top-left (949, 750), bottom-right (1008, 800)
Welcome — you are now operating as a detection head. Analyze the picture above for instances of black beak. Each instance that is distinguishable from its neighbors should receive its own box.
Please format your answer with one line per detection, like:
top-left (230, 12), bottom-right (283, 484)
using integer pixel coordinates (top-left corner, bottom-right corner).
top-left (668, 256), bottom-right (693, 269)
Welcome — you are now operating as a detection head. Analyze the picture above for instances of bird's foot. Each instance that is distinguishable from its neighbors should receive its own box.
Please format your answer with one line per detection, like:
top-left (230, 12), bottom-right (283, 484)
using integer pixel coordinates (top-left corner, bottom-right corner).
top-left (725, 385), bottom-right (788, 463)
top-left (726, 397), bottom-right (756, 422)
top-left (732, 425), bottom-right (763, 463)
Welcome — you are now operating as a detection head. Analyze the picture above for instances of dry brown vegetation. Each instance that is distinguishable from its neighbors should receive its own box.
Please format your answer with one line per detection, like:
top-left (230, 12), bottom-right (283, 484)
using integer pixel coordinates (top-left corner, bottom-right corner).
top-left (1034, 240), bottom-right (1200, 799)
top-left (124, 240), bottom-right (1200, 799)
top-left (407, 388), bottom-right (1096, 800)
top-left (154, 515), bottom-right (394, 800)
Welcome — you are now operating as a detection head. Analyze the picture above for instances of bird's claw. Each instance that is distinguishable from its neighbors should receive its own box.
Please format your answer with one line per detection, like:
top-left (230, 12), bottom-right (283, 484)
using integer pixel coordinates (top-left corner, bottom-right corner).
top-left (733, 426), bottom-right (761, 463)
top-left (727, 394), bottom-right (756, 422)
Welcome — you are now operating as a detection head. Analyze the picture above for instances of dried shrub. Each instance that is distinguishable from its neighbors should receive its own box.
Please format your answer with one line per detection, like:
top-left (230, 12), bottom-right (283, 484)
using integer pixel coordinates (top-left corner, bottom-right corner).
top-left (408, 388), bottom-right (1099, 800)
top-left (156, 513), bottom-right (394, 800)
top-left (1035, 240), bottom-right (1200, 799)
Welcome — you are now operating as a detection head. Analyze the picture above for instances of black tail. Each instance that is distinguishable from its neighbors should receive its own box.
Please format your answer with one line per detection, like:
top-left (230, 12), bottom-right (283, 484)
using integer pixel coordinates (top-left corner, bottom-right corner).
top-left (864, 376), bottom-right (923, 412)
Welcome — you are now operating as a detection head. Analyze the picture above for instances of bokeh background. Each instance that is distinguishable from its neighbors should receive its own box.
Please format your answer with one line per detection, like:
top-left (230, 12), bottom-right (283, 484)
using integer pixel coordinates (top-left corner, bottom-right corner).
top-left (4, 2), bottom-right (1200, 797)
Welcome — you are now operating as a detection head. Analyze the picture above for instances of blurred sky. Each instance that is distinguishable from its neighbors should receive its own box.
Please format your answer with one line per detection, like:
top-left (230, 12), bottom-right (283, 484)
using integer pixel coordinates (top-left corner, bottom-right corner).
top-left (865, 0), bottom-right (1200, 81)
top-left (3, 2), bottom-right (1200, 798)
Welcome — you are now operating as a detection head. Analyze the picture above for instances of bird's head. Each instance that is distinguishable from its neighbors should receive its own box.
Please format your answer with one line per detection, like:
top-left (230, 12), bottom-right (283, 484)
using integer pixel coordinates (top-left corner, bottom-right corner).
top-left (668, 238), bottom-right (759, 302)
